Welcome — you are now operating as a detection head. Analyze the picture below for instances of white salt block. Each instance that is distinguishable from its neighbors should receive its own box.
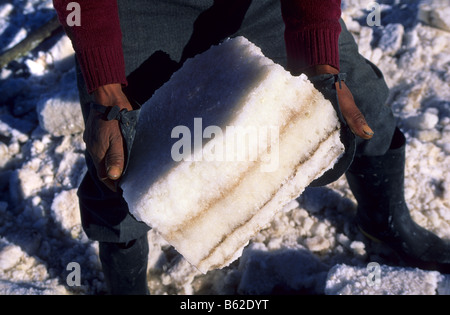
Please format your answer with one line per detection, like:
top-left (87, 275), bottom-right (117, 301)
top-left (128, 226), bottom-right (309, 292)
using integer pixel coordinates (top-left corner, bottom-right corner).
top-left (121, 37), bottom-right (344, 273)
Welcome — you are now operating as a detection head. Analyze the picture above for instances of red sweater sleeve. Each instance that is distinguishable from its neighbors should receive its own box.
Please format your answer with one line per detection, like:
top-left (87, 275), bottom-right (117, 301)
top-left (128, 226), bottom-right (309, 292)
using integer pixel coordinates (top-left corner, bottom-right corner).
top-left (281, 0), bottom-right (342, 73)
top-left (52, 0), bottom-right (127, 93)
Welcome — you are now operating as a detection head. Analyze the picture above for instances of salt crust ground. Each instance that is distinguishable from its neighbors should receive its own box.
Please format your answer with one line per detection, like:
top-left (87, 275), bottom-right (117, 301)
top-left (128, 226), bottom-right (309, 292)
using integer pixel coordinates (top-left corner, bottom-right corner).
top-left (0, 0), bottom-right (449, 295)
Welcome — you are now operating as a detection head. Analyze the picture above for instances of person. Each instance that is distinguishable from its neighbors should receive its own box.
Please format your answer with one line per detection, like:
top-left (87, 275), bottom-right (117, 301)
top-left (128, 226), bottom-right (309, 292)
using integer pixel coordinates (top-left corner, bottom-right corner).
top-left (53, 0), bottom-right (450, 295)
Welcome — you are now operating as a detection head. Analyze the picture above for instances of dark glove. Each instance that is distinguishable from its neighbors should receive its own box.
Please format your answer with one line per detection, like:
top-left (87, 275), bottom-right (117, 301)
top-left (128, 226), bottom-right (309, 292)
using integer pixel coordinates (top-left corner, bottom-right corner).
top-left (308, 73), bottom-right (357, 187)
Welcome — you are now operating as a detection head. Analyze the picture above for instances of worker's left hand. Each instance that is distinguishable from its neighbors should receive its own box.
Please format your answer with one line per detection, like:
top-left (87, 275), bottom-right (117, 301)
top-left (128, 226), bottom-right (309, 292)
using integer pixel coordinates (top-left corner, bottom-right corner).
top-left (84, 83), bottom-right (133, 192)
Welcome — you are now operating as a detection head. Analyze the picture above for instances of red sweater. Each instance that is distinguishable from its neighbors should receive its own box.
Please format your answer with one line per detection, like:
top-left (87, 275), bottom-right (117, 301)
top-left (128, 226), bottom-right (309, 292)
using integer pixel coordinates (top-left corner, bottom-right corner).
top-left (53, 0), bottom-right (341, 94)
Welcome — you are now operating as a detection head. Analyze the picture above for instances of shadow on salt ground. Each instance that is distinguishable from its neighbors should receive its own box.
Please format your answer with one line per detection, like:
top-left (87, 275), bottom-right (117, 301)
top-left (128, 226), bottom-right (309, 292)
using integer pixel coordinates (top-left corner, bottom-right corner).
top-left (0, 136), bottom-right (103, 294)
top-left (235, 247), bottom-right (330, 295)
top-left (0, 52), bottom-right (77, 126)
top-left (0, 2), bottom-right (57, 53)
top-left (298, 185), bottom-right (450, 278)
top-left (297, 186), bottom-right (357, 232)
top-left (352, 0), bottom-right (421, 34)
top-left (350, 0), bottom-right (422, 59)
top-left (0, 182), bottom-right (104, 294)
top-left (298, 186), bottom-right (406, 266)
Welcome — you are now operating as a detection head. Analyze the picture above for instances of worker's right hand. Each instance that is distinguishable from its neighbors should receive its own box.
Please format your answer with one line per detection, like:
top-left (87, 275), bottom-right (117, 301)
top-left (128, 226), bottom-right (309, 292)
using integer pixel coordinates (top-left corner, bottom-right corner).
top-left (305, 65), bottom-right (374, 140)
top-left (84, 83), bottom-right (133, 192)
top-left (334, 79), bottom-right (374, 140)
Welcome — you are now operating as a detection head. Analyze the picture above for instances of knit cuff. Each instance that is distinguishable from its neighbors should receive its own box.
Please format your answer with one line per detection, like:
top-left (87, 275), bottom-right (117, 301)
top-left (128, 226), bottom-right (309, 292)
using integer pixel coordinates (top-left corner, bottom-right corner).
top-left (285, 27), bottom-right (340, 74)
top-left (76, 45), bottom-right (128, 94)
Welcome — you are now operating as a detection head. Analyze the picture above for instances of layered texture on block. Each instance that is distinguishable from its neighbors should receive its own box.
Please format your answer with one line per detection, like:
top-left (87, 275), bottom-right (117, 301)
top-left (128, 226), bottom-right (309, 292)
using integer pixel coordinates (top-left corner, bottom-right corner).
top-left (121, 37), bottom-right (344, 273)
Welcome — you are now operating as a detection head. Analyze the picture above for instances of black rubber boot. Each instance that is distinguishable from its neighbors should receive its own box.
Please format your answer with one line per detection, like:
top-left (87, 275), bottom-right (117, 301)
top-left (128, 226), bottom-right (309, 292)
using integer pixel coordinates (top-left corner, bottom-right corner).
top-left (346, 128), bottom-right (450, 272)
top-left (99, 234), bottom-right (150, 295)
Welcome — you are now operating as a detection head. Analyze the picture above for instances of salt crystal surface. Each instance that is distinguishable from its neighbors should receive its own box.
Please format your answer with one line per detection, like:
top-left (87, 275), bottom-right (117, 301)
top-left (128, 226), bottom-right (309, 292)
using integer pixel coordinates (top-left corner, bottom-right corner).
top-left (37, 95), bottom-right (84, 137)
top-left (325, 264), bottom-right (443, 295)
top-left (418, 0), bottom-right (450, 32)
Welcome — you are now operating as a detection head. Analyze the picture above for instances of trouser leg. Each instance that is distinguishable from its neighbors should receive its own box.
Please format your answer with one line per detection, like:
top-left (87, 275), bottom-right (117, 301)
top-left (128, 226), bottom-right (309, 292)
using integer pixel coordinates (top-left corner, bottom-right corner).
top-left (99, 234), bottom-right (150, 295)
top-left (337, 19), bottom-right (396, 157)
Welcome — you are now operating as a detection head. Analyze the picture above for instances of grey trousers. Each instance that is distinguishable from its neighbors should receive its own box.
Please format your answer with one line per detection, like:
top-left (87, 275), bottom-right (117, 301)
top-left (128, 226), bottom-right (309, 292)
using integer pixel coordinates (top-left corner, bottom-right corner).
top-left (76, 0), bottom-right (396, 243)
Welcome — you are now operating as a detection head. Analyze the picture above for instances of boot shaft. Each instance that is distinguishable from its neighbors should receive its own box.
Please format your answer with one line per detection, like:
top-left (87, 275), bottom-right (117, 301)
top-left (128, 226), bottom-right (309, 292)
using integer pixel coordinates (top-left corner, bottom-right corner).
top-left (346, 128), bottom-right (406, 233)
top-left (99, 235), bottom-right (150, 295)
top-left (348, 128), bottom-right (406, 176)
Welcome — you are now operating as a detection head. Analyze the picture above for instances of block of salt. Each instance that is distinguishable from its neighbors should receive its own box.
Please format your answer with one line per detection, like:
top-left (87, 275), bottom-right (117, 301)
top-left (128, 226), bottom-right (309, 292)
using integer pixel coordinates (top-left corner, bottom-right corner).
top-left (120, 36), bottom-right (344, 273)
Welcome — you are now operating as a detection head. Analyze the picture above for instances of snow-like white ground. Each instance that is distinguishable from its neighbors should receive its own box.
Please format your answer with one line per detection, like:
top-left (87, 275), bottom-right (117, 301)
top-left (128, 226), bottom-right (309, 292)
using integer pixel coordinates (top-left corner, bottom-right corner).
top-left (0, 0), bottom-right (449, 295)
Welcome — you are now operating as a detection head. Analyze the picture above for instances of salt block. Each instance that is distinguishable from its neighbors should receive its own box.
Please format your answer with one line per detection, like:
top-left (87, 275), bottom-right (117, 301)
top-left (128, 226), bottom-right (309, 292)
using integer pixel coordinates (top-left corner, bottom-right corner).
top-left (121, 36), bottom-right (344, 273)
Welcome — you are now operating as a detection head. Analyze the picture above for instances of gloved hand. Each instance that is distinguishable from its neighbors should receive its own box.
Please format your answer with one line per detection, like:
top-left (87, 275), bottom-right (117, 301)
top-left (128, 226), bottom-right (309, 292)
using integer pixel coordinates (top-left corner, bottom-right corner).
top-left (335, 79), bottom-right (374, 140)
top-left (306, 64), bottom-right (374, 140)
top-left (84, 83), bottom-right (133, 192)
